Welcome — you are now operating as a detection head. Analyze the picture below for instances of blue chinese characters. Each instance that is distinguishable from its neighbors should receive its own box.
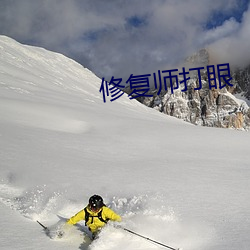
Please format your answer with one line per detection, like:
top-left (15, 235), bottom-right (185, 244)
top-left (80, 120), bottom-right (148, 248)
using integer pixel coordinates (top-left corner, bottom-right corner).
top-left (100, 63), bottom-right (233, 103)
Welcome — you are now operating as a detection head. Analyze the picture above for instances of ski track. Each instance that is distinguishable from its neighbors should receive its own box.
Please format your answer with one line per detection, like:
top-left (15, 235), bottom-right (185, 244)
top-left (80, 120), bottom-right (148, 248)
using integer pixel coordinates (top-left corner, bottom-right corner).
top-left (0, 180), bottom-right (212, 250)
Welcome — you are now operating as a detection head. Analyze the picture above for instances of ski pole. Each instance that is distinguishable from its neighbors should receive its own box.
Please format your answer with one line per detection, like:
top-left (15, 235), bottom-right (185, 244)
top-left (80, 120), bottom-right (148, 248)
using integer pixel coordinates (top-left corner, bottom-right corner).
top-left (37, 220), bottom-right (48, 231)
top-left (122, 227), bottom-right (180, 250)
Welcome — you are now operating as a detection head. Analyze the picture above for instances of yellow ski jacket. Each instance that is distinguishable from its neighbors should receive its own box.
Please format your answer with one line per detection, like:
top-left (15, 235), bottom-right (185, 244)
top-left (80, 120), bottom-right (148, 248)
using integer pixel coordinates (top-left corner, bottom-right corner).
top-left (67, 206), bottom-right (121, 233)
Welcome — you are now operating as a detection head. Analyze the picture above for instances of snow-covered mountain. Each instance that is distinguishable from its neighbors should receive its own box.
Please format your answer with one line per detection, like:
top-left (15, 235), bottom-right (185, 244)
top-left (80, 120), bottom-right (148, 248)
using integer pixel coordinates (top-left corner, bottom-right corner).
top-left (0, 36), bottom-right (250, 250)
top-left (138, 49), bottom-right (250, 130)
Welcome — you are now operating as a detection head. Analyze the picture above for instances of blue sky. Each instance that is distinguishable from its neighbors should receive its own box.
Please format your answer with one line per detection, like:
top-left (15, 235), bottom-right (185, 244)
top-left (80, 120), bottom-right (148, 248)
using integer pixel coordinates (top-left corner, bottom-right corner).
top-left (206, 0), bottom-right (249, 28)
top-left (0, 0), bottom-right (249, 80)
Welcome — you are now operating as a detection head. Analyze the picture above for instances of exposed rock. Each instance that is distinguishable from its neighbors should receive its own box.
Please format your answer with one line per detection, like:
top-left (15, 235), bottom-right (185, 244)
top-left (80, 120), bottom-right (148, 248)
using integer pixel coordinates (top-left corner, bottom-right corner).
top-left (233, 65), bottom-right (250, 100)
top-left (184, 48), bottom-right (210, 68)
top-left (139, 77), bottom-right (250, 130)
top-left (136, 48), bottom-right (250, 130)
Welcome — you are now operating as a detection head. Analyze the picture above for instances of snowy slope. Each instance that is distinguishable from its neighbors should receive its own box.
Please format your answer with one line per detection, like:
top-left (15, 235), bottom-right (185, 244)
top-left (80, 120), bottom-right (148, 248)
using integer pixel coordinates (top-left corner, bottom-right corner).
top-left (0, 36), bottom-right (250, 250)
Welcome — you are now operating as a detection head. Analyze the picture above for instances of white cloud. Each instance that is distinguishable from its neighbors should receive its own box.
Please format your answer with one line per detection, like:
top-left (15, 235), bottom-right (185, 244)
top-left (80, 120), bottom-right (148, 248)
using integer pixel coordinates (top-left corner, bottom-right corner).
top-left (0, 0), bottom-right (249, 79)
top-left (201, 18), bottom-right (240, 45)
top-left (208, 4), bottom-right (250, 67)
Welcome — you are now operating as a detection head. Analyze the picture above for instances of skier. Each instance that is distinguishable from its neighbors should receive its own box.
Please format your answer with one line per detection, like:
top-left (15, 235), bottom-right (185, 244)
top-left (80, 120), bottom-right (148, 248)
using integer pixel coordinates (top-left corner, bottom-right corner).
top-left (66, 194), bottom-right (121, 239)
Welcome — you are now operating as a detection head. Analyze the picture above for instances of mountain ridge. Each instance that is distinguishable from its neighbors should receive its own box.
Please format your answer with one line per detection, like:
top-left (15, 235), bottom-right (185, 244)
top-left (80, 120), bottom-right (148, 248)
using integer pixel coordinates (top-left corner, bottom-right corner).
top-left (137, 48), bottom-right (250, 130)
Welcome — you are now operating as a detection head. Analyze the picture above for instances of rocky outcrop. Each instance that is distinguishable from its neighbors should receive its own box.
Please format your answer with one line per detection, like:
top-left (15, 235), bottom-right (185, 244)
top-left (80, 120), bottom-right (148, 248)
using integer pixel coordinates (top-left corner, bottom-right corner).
top-left (136, 49), bottom-right (250, 130)
top-left (233, 65), bottom-right (250, 100)
top-left (139, 77), bottom-right (250, 130)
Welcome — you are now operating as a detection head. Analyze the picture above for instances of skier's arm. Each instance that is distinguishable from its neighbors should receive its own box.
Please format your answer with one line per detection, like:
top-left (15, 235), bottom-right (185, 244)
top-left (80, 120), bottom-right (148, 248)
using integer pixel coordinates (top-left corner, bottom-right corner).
top-left (67, 209), bottom-right (85, 225)
top-left (104, 207), bottom-right (122, 222)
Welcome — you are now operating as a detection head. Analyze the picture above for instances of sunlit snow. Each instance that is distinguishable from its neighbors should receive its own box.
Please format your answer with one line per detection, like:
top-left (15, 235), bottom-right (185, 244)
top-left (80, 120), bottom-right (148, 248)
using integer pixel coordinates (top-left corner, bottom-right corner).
top-left (0, 36), bottom-right (249, 250)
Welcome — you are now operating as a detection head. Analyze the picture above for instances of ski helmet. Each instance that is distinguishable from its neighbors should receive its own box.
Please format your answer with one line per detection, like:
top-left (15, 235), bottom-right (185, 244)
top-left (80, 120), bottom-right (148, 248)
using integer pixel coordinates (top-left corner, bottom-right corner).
top-left (89, 195), bottom-right (104, 210)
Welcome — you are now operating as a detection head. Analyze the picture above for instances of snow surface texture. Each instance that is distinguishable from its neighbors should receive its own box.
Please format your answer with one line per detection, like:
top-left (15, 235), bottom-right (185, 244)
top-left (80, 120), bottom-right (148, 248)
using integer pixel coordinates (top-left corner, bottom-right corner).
top-left (0, 36), bottom-right (250, 250)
